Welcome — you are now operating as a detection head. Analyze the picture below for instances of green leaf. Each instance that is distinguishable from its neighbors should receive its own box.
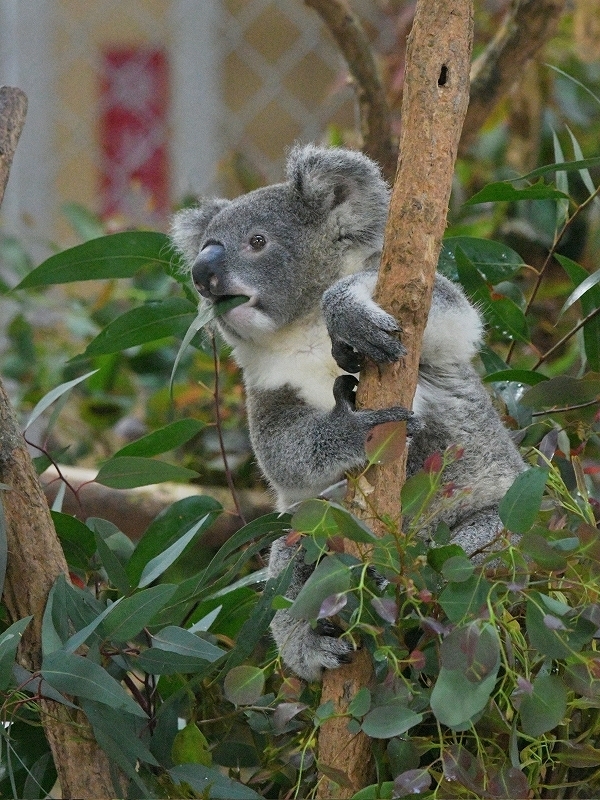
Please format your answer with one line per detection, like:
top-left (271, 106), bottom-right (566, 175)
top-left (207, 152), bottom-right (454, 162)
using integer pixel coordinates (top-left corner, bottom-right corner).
top-left (289, 555), bottom-right (352, 620)
top-left (441, 556), bottom-right (474, 583)
top-left (466, 179), bottom-right (569, 205)
top-left (483, 369), bottom-right (548, 386)
top-left (0, 499), bottom-right (7, 599)
top-left (95, 456), bottom-right (198, 489)
top-left (170, 295), bottom-right (248, 391)
top-left (61, 202), bottom-right (105, 241)
top-left (113, 418), bottom-right (204, 458)
top-left (557, 254), bottom-right (600, 371)
top-left (0, 617), bottom-right (33, 690)
top-left (520, 674), bottom-right (567, 737)
top-left (328, 504), bottom-right (377, 542)
top-left (151, 625), bottom-right (225, 662)
top-left (101, 584), bottom-right (178, 641)
top-left (172, 723), bottom-right (212, 767)
top-left (41, 650), bottom-right (147, 717)
top-left (552, 129), bottom-right (570, 231)
top-left (401, 471), bottom-right (435, 518)
top-left (518, 156), bottom-right (600, 182)
top-left (223, 666), bottom-right (265, 706)
top-left (223, 564), bottom-right (293, 671)
top-left (94, 530), bottom-right (131, 595)
top-left (439, 574), bottom-right (493, 624)
top-left (16, 231), bottom-right (175, 288)
top-left (521, 375), bottom-right (600, 409)
top-left (42, 575), bottom-right (70, 656)
top-left (499, 467), bottom-right (549, 534)
top-left (82, 297), bottom-right (197, 357)
top-left (137, 514), bottom-right (212, 588)
top-left (431, 662), bottom-right (499, 729)
top-left (134, 648), bottom-right (218, 676)
top-left (438, 237), bottom-right (524, 283)
top-left (348, 687), bottom-right (371, 718)
top-left (128, 496), bottom-right (221, 585)
top-left (81, 699), bottom-right (157, 793)
top-left (525, 594), bottom-right (596, 659)
top-left (169, 764), bottom-right (262, 799)
top-left (361, 703), bottom-right (422, 738)
top-left (565, 124), bottom-right (598, 198)
top-left (24, 370), bottom-right (98, 431)
top-left (51, 512), bottom-right (96, 571)
top-left (291, 499), bottom-right (339, 539)
top-left (63, 597), bottom-right (123, 653)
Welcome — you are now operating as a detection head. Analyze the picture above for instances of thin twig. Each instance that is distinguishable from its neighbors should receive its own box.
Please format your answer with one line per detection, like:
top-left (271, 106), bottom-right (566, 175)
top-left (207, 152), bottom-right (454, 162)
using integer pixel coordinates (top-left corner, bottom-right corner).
top-left (507, 184), bottom-right (600, 364)
top-left (532, 305), bottom-right (600, 370)
top-left (211, 337), bottom-right (247, 525)
top-left (531, 397), bottom-right (600, 417)
top-left (304, 0), bottom-right (396, 181)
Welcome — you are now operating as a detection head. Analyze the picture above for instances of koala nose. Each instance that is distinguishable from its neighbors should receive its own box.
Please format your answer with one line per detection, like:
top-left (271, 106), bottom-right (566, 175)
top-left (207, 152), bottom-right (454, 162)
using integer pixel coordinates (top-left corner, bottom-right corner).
top-left (192, 243), bottom-right (226, 298)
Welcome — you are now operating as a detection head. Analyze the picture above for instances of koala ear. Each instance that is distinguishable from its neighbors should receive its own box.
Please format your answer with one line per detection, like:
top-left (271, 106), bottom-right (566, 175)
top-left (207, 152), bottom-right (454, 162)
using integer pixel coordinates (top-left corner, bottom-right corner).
top-left (170, 199), bottom-right (230, 265)
top-left (286, 144), bottom-right (390, 246)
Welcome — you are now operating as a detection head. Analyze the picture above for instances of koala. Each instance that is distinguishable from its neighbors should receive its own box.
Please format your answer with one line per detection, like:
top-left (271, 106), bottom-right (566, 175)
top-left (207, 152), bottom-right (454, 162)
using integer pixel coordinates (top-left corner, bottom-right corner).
top-left (171, 144), bottom-right (525, 681)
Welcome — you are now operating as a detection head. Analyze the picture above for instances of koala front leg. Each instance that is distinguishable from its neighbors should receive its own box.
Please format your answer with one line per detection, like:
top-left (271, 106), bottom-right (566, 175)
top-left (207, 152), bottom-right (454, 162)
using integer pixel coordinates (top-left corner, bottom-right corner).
top-left (323, 270), bottom-right (405, 372)
top-left (247, 377), bottom-right (415, 508)
top-left (268, 537), bottom-right (354, 680)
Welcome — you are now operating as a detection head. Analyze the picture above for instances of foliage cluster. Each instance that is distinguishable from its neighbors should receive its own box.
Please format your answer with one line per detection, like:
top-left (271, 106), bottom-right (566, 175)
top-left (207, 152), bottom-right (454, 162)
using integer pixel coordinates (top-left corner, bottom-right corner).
top-left (3, 67), bottom-right (600, 799)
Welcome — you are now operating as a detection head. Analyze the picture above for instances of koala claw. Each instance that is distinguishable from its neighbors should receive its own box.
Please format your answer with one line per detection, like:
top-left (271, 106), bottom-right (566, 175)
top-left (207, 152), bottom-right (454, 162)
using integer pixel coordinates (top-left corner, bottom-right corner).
top-left (272, 612), bottom-right (356, 681)
top-left (332, 340), bottom-right (364, 373)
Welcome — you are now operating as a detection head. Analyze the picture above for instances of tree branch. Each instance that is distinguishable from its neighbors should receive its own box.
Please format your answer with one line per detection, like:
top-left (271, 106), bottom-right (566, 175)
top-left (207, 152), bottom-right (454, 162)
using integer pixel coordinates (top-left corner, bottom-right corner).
top-left (0, 85), bottom-right (122, 800)
top-left (459, 0), bottom-right (567, 155)
top-left (305, 0), bottom-right (397, 181)
top-left (307, 0), bottom-right (567, 169)
top-left (315, 3), bottom-right (474, 796)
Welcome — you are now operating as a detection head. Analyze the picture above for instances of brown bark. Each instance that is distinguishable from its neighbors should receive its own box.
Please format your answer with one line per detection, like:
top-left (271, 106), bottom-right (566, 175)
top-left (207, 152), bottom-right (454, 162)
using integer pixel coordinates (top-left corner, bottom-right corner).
top-left (305, 0), bottom-right (397, 181)
top-left (308, 0), bottom-right (566, 171)
top-left (41, 464), bottom-right (270, 546)
top-left (315, 3), bottom-right (474, 797)
top-left (0, 86), bottom-right (121, 800)
top-left (459, 0), bottom-right (567, 156)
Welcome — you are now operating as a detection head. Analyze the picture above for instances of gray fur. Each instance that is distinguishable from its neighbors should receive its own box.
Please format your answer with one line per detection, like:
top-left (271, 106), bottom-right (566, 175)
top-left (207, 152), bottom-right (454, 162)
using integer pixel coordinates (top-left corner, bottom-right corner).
top-left (171, 144), bottom-right (525, 681)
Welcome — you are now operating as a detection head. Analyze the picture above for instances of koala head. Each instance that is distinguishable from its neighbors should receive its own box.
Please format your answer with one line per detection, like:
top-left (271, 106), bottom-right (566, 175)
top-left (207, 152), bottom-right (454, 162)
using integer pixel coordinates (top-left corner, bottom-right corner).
top-left (171, 144), bottom-right (389, 344)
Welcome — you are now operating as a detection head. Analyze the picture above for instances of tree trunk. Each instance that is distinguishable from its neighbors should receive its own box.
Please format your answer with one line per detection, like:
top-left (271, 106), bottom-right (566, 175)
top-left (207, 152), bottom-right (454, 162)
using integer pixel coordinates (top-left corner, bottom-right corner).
top-left (315, 1), bottom-right (474, 795)
top-left (0, 86), bottom-right (121, 800)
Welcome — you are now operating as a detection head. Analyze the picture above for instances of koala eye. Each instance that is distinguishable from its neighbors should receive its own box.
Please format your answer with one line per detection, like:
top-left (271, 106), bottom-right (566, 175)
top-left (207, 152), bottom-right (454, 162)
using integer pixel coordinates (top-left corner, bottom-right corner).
top-left (249, 233), bottom-right (267, 251)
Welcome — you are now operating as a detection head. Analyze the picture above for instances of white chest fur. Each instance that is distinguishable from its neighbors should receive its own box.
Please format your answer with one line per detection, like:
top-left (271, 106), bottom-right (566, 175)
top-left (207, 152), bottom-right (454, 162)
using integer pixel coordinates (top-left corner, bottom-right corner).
top-left (233, 317), bottom-right (342, 410)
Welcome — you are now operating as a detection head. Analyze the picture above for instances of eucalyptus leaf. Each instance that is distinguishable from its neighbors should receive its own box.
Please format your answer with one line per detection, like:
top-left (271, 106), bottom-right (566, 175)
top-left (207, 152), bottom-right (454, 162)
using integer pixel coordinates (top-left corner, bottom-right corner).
top-left (361, 703), bottom-right (422, 738)
top-left (128, 495), bottom-right (221, 585)
top-left (137, 514), bottom-right (211, 588)
top-left (113, 418), bottom-right (205, 458)
top-left (0, 617), bottom-right (33, 690)
top-left (499, 467), bottom-right (549, 534)
top-left (466, 179), bottom-right (569, 205)
top-left (41, 650), bottom-right (147, 717)
top-left (169, 763), bottom-right (262, 799)
top-left (223, 666), bottom-right (265, 706)
top-left (16, 231), bottom-right (176, 288)
top-left (95, 456), bottom-right (198, 489)
top-left (438, 237), bottom-right (524, 283)
top-left (520, 674), bottom-right (568, 737)
top-left (289, 555), bottom-right (352, 620)
top-left (100, 584), bottom-right (178, 642)
top-left (24, 370), bottom-right (98, 431)
top-left (82, 297), bottom-right (197, 357)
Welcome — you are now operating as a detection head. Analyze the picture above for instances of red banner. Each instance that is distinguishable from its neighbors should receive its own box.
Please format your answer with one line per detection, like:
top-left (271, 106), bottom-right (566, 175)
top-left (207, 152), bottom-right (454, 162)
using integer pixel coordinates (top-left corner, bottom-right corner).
top-left (99, 47), bottom-right (169, 221)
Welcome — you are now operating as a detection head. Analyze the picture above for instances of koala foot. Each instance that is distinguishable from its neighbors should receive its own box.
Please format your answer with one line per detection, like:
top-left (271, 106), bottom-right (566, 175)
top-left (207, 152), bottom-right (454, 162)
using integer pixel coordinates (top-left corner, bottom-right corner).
top-left (327, 303), bottom-right (406, 373)
top-left (271, 610), bottom-right (355, 681)
top-left (333, 374), bottom-right (418, 435)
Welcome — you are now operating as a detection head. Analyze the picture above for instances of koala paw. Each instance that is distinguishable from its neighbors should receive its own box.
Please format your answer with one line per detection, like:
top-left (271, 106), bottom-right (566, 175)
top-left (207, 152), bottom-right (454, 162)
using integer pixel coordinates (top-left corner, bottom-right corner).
top-left (271, 610), bottom-right (355, 681)
top-left (333, 375), bottom-right (418, 435)
top-left (329, 309), bottom-right (407, 372)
